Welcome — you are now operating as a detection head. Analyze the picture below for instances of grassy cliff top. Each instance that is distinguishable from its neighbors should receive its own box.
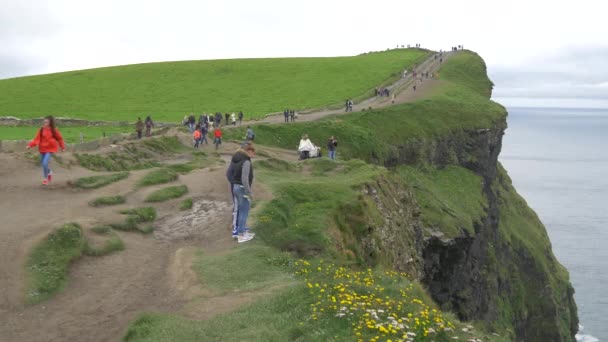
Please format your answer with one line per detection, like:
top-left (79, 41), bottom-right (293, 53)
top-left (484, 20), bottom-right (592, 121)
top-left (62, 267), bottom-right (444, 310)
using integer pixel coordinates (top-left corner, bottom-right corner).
top-left (226, 50), bottom-right (507, 163)
top-left (0, 49), bottom-right (430, 121)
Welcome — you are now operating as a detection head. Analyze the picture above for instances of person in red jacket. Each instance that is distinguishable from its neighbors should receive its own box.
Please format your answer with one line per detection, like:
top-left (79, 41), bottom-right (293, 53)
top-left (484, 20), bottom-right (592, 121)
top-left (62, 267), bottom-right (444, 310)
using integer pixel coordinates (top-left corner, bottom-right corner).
top-left (214, 125), bottom-right (222, 150)
top-left (26, 116), bottom-right (65, 185)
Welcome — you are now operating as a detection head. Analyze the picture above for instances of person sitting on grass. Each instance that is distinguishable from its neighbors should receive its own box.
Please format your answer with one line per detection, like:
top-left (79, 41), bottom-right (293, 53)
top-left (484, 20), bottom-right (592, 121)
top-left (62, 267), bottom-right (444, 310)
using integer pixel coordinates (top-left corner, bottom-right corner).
top-left (214, 125), bottom-right (222, 150)
top-left (298, 134), bottom-right (314, 160)
top-left (26, 115), bottom-right (65, 185)
top-left (229, 143), bottom-right (256, 243)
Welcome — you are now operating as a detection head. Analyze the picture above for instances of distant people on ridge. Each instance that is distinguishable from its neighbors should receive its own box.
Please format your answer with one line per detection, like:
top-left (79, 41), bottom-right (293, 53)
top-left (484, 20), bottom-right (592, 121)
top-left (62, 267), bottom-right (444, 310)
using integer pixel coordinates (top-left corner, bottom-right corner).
top-left (135, 117), bottom-right (144, 139)
top-left (145, 116), bottom-right (154, 137)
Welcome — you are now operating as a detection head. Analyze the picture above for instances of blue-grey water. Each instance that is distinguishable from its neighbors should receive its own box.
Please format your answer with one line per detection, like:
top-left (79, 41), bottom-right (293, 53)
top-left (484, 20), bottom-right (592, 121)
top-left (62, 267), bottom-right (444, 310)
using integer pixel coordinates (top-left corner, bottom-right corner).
top-left (501, 107), bottom-right (608, 342)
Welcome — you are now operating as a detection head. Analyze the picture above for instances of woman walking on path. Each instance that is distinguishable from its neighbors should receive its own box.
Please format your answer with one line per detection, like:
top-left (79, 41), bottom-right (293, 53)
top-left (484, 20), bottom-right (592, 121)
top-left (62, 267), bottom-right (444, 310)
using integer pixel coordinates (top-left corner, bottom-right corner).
top-left (231, 113), bottom-right (237, 126)
top-left (26, 115), bottom-right (65, 185)
top-left (135, 117), bottom-right (144, 139)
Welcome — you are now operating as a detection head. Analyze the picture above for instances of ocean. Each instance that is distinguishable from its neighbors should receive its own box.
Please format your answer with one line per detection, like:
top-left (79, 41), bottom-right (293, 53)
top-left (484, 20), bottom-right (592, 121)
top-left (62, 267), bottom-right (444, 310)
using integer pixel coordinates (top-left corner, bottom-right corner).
top-left (500, 107), bottom-right (608, 342)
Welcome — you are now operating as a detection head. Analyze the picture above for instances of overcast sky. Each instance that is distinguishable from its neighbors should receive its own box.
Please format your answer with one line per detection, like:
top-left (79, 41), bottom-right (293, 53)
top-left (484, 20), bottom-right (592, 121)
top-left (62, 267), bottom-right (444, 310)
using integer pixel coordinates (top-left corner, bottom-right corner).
top-left (1, 0), bottom-right (607, 108)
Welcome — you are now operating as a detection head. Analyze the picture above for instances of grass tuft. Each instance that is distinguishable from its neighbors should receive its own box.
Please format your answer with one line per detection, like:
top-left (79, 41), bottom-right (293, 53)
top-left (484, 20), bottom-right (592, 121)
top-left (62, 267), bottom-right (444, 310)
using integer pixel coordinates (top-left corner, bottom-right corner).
top-left (145, 185), bottom-right (188, 203)
top-left (71, 172), bottom-right (129, 189)
top-left (26, 223), bottom-right (86, 304)
top-left (89, 195), bottom-right (126, 207)
top-left (83, 232), bottom-right (125, 257)
top-left (137, 169), bottom-right (178, 187)
top-left (110, 207), bottom-right (157, 233)
top-left (179, 198), bottom-right (193, 210)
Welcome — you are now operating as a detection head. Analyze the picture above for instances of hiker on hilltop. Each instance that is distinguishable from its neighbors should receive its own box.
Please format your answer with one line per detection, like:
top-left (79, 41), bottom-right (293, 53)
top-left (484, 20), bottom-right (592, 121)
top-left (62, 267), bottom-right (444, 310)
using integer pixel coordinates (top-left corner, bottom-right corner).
top-left (327, 136), bottom-right (338, 160)
top-left (231, 113), bottom-right (237, 126)
top-left (188, 113), bottom-right (196, 133)
top-left (225, 113), bottom-right (230, 126)
top-left (200, 124), bottom-right (209, 145)
top-left (193, 124), bottom-right (202, 148)
top-left (145, 116), bottom-right (154, 137)
top-left (214, 125), bottom-right (222, 150)
top-left (298, 134), bottom-right (314, 160)
top-left (290, 109), bottom-right (296, 122)
top-left (245, 126), bottom-right (255, 143)
top-left (26, 115), bottom-right (65, 186)
top-left (238, 111), bottom-right (244, 125)
top-left (284, 109), bottom-right (289, 122)
top-left (228, 144), bottom-right (257, 243)
top-left (135, 117), bottom-right (144, 139)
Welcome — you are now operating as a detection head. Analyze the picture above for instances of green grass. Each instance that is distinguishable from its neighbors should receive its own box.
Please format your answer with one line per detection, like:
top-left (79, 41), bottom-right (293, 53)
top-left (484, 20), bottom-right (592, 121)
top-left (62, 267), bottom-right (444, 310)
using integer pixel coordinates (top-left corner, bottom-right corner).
top-left (110, 207), bottom-right (157, 233)
top-left (0, 49), bottom-right (430, 121)
top-left (25, 223), bottom-right (86, 304)
top-left (91, 225), bottom-right (112, 235)
top-left (89, 195), bottom-right (126, 207)
top-left (179, 198), bottom-right (193, 210)
top-left (137, 169), bottom-right (178, 186)
top-left (224, 52), bottom-right (506, 164)
top-left (145, 185), bottom-right (188, 202)
top-left (396, 166), bottom-right (487, 238)
top-left (84, 232), bottom-right (125, 257)
top-left (0, 126), bottom-right (133, 142)
top-left (71, 172), bottom-right (129, 189)
top-left (124, 246), bottom-right (503, 342)
top-left (253, 158), bottom-right (385, 258)
top-left (75, 137), bottom-right (184, 171)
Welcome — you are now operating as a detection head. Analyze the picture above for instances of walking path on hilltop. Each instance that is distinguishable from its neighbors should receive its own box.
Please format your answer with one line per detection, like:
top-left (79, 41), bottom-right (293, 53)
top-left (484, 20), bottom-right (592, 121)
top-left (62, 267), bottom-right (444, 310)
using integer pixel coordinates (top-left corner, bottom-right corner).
top-left (253, 51), bottom-right (452, 125)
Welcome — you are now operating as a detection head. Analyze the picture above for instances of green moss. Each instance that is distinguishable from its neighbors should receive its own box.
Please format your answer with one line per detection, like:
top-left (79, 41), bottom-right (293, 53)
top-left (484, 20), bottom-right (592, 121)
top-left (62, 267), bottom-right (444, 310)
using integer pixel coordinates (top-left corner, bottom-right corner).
top-left (144, 185), bottom-right (188, 202)
top-left (71, 172), bottom-right (129, 189)
top-left (110, 207), bottom-right (157, 233)
top-left (137, 169), bottom-right (178, 186)
top-left (397, 165), bottom-right (487, 238)
top-left (84, 232), bottom-right (125, 257)
top-left (25, 223), bottom-right (86, 304)
top-left (89, 195), bottom-right (126, 207)
top-left (179, 198), bottom-right (193, 210)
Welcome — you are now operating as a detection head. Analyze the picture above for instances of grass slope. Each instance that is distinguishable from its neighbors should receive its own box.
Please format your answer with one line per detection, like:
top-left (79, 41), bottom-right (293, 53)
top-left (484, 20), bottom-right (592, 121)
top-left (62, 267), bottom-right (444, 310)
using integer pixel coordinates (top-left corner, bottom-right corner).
top-left (71, 172), bottom-right (129, 189)
top-left (0, 49), bottom-right (430, 121)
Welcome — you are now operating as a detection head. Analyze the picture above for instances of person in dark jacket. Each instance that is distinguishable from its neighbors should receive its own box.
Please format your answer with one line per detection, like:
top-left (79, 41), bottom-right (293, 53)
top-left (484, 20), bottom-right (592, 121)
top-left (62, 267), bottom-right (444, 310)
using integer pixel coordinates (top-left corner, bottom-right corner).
top-left (225, 113), bottom-right (230, 126)
top-left (238, 111), bottom-right (244, 126)
top-left (229, 144), bottom-right (256, 242)
top-left (188, 114), bottom-right (196, 133)
top-left (135, 117), bottom-right (144, 139)
top-left (327, 136), bottom-right (338, 160)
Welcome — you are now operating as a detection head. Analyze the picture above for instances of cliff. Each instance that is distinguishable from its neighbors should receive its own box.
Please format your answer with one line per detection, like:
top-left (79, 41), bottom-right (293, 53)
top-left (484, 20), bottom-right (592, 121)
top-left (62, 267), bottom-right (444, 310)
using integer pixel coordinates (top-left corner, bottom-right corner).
top-left (234, 51), bottom-right (579, 341)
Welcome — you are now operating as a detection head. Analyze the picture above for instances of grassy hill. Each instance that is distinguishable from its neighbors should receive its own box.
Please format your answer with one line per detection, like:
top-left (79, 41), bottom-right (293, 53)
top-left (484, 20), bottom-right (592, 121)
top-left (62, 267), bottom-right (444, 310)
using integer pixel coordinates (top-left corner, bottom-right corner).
top-left (0, 49), bottom-right (430, 122)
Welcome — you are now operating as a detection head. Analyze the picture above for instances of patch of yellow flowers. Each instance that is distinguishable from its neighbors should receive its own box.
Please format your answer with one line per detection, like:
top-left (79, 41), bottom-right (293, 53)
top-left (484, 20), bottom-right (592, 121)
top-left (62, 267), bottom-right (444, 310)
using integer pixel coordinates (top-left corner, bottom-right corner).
top-left (295, 260), bottom-right (456, 342)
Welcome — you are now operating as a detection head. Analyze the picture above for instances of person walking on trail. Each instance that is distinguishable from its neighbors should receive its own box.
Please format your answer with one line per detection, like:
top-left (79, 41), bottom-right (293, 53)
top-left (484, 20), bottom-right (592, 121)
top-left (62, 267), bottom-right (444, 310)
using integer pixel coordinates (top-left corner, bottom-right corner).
top-left (193, 124), bottom-right (202, 148)
top-left (188, 114), bottom-right (196, 133)
top-left (345, 100), bottom-right (350, 112)
top-left (284, 109), bottom-right (289, 123)
top-left (231, 113), bottom-right (237, 126)
top-left (144, 116), bottom-right (154, 137)
top-left (215, 112), bottom-right (222, 128)
top-left (229, 144), bottom-right (256, 243)
top-left (26, 115), bottom-right (65, 185)
top-left (245, 126), bottom-right (255, 142)
top-left (238, 111), bottom-right (244, 125)
top-left (200, 124), bottom-right (209, 145)
top-left (290, 109), bottom-right (296, 122)
top-left (214, 125), bottom-right (222, 150)
top-left (225, 113), bottom-right (230, 126)
top-left (298, 134), bottom-right (314, 160)
top-left (135, 117), bottom-right (144, 139)
top-left (327, 136), bottom-right (338, 160)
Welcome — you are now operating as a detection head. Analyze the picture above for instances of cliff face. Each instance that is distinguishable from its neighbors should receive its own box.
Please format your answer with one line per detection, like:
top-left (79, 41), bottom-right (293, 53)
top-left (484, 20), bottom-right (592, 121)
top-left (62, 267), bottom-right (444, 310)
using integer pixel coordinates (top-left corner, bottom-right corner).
top-left (354, 119), bottom-right (578, 341)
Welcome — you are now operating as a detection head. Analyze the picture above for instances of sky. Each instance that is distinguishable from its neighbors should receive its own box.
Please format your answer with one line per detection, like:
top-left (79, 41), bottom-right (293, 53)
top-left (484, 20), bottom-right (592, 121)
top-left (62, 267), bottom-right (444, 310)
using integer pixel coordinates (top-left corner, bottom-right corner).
top-left (1, 0), bottom-right (607, 108)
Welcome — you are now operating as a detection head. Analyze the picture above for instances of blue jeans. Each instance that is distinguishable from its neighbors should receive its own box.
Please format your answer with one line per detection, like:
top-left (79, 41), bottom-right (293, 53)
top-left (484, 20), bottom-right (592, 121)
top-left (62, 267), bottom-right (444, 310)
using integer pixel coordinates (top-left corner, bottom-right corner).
top-left (233, 184), bottom-right (251, 234)
top-left (230, 184), bottom-right (238, 233)
top-left (328, 150), bottom-right (336, 160)
top-left (40, 152), bottom-right (52, 178)
top-left (189, 123), bottom-right (195, 133)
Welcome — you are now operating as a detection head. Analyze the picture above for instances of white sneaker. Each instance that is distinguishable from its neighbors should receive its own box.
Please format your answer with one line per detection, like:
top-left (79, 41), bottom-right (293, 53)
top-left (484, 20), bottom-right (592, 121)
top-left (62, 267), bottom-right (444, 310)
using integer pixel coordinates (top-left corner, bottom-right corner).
top-left (237, 232), bottom-right (255, 243)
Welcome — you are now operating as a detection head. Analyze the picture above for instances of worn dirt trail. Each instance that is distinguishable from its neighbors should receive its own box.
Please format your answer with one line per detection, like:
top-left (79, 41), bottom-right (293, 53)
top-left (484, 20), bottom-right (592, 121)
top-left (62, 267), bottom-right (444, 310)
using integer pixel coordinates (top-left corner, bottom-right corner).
top-left (0, 51), bottom-right (450, 341)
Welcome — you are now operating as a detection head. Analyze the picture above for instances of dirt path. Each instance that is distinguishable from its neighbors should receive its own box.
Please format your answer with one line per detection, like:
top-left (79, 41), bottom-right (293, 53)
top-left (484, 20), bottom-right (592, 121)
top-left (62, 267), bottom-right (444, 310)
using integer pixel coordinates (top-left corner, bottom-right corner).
top-left (0, 52), bottom-right (451, 342)
top-left (0, 142), bottom-right (271, 342)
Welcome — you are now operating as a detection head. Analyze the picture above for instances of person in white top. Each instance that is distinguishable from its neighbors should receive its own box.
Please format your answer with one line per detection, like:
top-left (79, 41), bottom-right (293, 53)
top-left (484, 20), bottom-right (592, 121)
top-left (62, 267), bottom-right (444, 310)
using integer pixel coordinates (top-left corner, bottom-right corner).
top-left (231, 113), bottom-right (237, 126)
top-left (298, 134), bottom-right (314, 160)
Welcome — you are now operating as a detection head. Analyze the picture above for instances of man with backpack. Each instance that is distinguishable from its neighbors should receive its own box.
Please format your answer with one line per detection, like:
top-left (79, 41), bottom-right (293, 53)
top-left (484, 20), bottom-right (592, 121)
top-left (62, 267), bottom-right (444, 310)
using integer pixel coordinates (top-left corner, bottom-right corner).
top-left (228, 144), bottom-right (256, 243)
